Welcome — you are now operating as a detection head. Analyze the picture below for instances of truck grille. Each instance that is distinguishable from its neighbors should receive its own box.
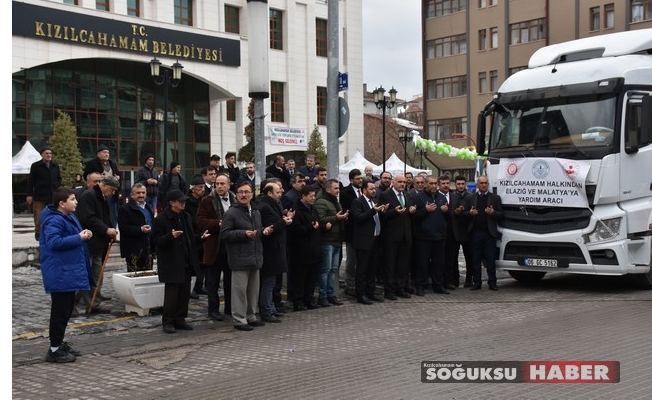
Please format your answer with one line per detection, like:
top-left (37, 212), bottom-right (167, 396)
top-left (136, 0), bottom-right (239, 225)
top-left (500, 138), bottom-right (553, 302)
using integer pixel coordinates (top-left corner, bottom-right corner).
top-left (500, 206), bottom-right (592, 233)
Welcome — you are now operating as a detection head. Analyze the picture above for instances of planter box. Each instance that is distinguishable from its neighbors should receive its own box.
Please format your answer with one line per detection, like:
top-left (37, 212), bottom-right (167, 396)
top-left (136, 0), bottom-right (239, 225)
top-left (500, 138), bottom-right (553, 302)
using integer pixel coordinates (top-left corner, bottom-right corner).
top-left (112, 272), bottom-right (198, 316)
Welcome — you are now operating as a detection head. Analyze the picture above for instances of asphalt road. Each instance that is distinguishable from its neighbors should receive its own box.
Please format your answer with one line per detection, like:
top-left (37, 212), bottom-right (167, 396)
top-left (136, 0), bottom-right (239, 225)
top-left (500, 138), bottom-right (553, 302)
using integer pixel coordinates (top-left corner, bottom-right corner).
top-left (12, 268), bottom-right (652, 400)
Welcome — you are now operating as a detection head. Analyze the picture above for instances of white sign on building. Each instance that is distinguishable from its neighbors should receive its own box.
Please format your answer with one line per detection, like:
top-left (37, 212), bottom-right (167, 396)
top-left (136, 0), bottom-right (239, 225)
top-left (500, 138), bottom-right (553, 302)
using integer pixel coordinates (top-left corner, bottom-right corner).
top-left (268, 126), bottom-right (308, 147)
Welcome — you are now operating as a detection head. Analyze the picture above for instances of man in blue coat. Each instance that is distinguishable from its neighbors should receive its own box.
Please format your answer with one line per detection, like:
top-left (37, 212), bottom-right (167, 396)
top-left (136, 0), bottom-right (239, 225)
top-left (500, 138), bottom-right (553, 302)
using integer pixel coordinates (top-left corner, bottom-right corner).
top-left (40, 187), bottom-right (94, 363)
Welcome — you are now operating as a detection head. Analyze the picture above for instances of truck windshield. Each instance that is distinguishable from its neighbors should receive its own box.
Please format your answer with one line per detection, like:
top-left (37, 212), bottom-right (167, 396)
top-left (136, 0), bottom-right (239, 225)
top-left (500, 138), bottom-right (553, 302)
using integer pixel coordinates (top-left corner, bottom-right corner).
top-left (490, 97), bottom-right (616, 152)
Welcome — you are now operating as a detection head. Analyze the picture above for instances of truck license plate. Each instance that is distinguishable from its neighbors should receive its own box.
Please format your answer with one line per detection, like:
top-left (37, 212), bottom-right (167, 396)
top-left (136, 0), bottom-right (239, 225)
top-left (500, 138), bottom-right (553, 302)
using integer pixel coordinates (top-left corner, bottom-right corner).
top-left (524, 258), bottom-right (558, 267)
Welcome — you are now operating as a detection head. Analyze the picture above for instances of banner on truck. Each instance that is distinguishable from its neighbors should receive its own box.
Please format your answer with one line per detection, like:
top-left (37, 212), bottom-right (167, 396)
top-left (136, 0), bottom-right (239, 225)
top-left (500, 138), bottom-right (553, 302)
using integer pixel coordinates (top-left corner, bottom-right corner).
top-left (497, 158), bottom-right (590, 208)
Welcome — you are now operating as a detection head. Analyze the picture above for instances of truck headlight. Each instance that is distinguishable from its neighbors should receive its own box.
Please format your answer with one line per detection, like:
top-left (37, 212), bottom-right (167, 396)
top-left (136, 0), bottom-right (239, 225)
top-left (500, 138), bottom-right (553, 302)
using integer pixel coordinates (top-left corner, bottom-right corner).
top-left (583, 218), bottom-right (621, 243)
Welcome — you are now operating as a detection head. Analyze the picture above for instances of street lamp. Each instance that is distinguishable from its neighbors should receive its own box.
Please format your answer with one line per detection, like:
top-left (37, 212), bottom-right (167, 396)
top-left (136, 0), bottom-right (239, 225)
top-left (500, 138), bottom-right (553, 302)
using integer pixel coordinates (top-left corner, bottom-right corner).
top-left (399, 128), bottom-right (413, 174)
top-left (373, 86), bottom-right (397, 172)
top-left (149, 58), bottom-right (183, 171)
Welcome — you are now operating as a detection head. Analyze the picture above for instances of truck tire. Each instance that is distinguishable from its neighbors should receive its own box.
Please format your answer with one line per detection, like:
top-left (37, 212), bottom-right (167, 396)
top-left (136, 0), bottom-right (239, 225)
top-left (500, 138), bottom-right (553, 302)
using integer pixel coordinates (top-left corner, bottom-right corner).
top-left (508, 270), bottom-right (546, 283)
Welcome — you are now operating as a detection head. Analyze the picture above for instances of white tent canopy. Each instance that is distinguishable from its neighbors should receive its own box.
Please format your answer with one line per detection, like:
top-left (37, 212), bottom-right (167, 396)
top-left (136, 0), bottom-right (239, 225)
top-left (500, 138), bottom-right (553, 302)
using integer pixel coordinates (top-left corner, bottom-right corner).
top-left (375, 153), bottom-right (431, 177)
top-left (338, 151), bottom-right (379, 186)
top-left (12, 141), bottom-right (41, 174)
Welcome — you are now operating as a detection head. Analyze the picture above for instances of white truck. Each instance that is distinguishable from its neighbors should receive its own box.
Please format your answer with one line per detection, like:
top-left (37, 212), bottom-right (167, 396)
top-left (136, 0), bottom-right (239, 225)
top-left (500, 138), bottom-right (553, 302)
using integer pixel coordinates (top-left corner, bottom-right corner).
top-left (476, 29), bottom-right (652, 288)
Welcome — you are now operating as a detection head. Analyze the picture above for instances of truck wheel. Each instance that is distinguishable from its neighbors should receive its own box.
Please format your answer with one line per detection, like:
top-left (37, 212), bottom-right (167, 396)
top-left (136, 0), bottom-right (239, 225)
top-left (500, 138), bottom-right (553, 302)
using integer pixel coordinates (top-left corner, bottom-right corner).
top-left (508, 270), bottom-right (546, 283)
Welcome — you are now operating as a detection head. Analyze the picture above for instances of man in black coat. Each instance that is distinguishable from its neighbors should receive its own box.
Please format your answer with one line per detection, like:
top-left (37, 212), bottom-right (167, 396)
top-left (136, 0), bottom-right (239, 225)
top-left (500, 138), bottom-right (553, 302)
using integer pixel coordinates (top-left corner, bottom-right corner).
top-left (75, 176), bottom-right (120, 313)
top-left (377, 174), bottom-right (417, 300)
top-left (83, 144), bottom-right (121, 226)
top-left (288, 186), bottom-right (322, 311)
top-left (339, 169), bottom-right (363, 296)
top-left (257, 182), bottom-right (294, 322)
top-left (350, 179), bottom-right (388, 304)
top-left (153, 189), bottom-right (208, 333)
top-left (117, 183), bottom-right (155, 272)
top-left (26, 146), bottom-right (62, 240)
top-left (450, 175), bottom-right (474, 287)
top-left (134, 154), bottom-right (160, 213)
top-left (265, 155), bottom-right (288, 191)
top-left (464, 176), bottom-right (504, 291)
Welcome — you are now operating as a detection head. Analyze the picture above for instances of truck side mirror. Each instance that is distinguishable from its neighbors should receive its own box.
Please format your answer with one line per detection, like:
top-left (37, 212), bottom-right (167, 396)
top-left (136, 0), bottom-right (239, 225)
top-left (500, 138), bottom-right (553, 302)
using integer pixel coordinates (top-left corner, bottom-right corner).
top-left (477, 111), bottom-right (486, 155)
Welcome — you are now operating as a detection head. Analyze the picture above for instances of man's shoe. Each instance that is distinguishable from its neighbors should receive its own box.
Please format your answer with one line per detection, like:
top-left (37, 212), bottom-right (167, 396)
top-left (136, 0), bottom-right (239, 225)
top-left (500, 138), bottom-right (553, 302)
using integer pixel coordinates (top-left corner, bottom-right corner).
top-left (162, 324), bottom-right (176, 333)
top-left (368, 295), bottom-right (384, 302)
top-left (415, 287), bottom-right (425, 297)
top-left (70, 308), bottom-right (79, 318)
top-left (174, 322), bottom-right (194, 330)
top-left (489, 285), bottom-right (498, 291)
top-left (470, 284), bottom-right (481, 291)
top-left (262, 314), bottom-right (282, 323)
top-left (384, 293), bottom-right (397, 301)
top-left (317, 298), bottom-right (332, 307)
top-left (272, 310), bottom-right (285, 318)
top-left (445, 284), bottom-right (457, 290)
top-left (45, 347), bottom-right (76, 363)
top-left (328, 296), bottom-right (344, 306)
top-left (189, 292), bottom-right (200, 299)
top-left (433, 286), bottom-right (450, 295)
top-left (235, 324), bottom-right (254, 331)
top-left (60, 342), bottom-right (81, 357)
top-left (248, 320), bottom-right (266, 327)
top-left (357, 296), bottom-right (373, 305)
top-left (396, 291), bottom-right (411, 299)
top-left (208, 311), bottom-right (224, 321)
top-left (306, 302), bottom-right (320, 310)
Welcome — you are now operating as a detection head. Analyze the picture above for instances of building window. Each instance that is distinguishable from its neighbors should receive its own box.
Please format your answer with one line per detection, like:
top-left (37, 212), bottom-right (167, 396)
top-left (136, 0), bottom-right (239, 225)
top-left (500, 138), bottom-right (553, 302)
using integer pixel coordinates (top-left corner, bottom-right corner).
top-left (432, 34), bottom-right (467, 58)
top-left (175, 0), bottom-right (193, 26)
top-left (479, 0), bottom-right (486, 7)
top-left (604, 4), bottom-right (615, 28)
top-left (317, 86), bottom-right (327, 126)
top-left (479, 29), bottom-right (487, 51)
top-left (96, 0), bottom-right (109, 11)
top-left (434, 117), bottom-right (468, 140)
top-left (226, 100), bottom-right (236, 122)
top-left (427, 0), bottom-right (467, 18)
top-left (490, 27), bottom-right (498, 48)
top-left (508, 66), bottom-right (527, 76)
top-left (270, 9), bottom-right (283, 50)
top-left (225, 5), bottom-right (240, 34)
top-left (590, 7), bottom-right (600, 31)
top-left (478, 72), bottom-right (487, 94)
top-left (428, 75), bottom-right (467, 100)
top-left (509, 18), bottom-right (547, 45)
top-left (127, 0), bottom-right (139, 16)
top-left (316, 18), bottom-right (327, 57)
top-left (631, 0), bottom-right (652, 23)
top-left (490, 70), bottom-right (499, 92)
top-left (63, 0), bottom-right (78, 4)
top-left (271, 81), bottom-right (284, 123)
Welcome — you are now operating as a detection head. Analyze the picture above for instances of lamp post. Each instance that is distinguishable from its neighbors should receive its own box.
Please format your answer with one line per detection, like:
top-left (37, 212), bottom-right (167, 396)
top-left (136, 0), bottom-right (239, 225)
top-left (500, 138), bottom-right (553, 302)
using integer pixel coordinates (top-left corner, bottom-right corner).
top-left (399, 128), bottom-right (413, 174)
top-left (373, 86), bottom-right (397, 172)
top-left (149, 58), bottom-right (183, 172)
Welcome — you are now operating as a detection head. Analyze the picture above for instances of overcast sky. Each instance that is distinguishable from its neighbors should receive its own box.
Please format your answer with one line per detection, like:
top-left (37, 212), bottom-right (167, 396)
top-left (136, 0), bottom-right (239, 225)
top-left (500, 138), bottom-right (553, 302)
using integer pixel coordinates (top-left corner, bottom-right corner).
top-left (362, 0), bottom-right (422, 100)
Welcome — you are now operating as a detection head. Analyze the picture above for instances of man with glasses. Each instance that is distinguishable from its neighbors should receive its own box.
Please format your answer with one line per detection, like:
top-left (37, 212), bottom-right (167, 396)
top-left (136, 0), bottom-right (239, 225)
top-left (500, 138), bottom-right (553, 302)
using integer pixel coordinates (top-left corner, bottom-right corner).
top-left (221, 182), bottom-right (273, 331)
top-left (376, 171), bottom-right (393, 197)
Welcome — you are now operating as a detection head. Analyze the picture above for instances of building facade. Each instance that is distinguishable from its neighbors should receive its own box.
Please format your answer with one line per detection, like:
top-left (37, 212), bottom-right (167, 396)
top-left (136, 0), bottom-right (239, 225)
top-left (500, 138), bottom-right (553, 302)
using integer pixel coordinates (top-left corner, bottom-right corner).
top-left (12, 0), bottom-right (363, 211)
top-left (423, 0), bottom-right (652, 146)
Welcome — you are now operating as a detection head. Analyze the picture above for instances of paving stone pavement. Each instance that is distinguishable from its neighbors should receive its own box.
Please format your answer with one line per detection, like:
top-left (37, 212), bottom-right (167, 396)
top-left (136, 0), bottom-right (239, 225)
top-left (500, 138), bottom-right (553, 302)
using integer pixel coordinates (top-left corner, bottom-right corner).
top-left (11, 215), bottom-right (652, 399)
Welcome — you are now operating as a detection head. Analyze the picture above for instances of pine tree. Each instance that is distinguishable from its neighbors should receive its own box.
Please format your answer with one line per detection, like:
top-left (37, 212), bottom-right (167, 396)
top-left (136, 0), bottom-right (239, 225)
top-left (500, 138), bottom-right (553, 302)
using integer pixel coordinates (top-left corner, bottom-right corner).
top-left (237, 99), bottom-right (255, 163)
top-left (49, 111), bottom-right (83, 188)
top-left (306, 124), bottom-right (327, 166)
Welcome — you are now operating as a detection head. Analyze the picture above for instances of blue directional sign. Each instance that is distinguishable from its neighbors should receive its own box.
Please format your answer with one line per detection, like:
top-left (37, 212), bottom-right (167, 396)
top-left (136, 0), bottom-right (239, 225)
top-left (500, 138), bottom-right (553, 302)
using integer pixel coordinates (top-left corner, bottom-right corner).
top-left (338, 72), bottom-right (349, 91)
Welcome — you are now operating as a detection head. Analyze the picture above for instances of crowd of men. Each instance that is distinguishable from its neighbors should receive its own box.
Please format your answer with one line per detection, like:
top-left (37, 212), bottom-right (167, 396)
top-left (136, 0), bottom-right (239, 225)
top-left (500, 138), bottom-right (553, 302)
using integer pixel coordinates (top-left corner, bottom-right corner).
top-left (31, 146), bottom-right (504, 360)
